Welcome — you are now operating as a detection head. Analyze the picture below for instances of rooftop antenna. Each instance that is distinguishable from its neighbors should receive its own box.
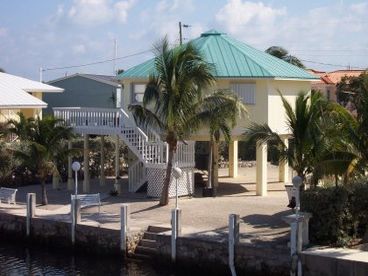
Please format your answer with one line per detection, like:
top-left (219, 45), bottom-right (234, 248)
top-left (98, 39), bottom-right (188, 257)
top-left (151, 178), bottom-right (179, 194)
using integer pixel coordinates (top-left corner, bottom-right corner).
top-left (113, 38), bottom-right (118, 75)
top-left (39, 67), bottom-right (43, 82)
top-left (179, 22), bottom-right (191, 45)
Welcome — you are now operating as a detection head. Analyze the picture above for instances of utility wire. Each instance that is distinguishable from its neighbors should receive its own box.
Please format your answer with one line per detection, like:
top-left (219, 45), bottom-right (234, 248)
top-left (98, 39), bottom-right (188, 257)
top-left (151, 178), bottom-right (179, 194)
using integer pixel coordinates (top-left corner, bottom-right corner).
top-left (43, 49), bottom-right (152, 72)
top-left (300, 59), bottom-right (366, 69)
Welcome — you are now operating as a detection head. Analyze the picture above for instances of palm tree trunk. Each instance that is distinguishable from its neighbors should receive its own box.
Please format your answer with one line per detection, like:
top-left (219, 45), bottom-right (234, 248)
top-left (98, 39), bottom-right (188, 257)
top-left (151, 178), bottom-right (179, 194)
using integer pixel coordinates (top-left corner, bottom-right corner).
top-left (212, 140), bottom-right (219, 195)
top-left (207, 139), bottom-right (213, 189)
top-left (160, 144), bottom-right (175, 206)
top-left (41, 179), bottom-right (48, 205)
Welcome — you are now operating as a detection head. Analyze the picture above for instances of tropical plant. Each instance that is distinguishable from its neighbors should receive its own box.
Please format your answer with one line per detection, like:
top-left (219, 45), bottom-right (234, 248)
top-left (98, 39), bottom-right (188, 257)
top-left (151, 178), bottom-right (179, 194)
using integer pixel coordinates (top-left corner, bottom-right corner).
top-left (243, 91), bottom-right (329, 183)
top-left (265, 46), bottom-right (305, 68)
top-left (129, 38), bottom-right (218, 205)
top-left (195, 90), bottom-right (247, 193)
top-left (10, 115), bottom-right (74, 205)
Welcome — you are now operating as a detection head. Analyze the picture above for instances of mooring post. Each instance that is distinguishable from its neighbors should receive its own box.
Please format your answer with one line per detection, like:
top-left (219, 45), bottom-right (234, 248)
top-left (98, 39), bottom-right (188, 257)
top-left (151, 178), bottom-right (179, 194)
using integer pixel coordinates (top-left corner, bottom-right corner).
top-left (120, 204), bottom-right (130, 255)
top-left (228, 214), bottom-right (239, 276)
top-left (171, 208), bottom-right (181, 262)
top-left (71, 198), bottom-right (81, 245)
top-left (26, 193), bottom-right (36, 237)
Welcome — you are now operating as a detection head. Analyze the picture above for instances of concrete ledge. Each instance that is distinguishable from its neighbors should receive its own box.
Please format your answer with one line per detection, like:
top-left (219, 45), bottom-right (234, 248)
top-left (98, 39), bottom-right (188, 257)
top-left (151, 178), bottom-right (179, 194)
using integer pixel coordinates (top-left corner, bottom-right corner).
top-left (302, 247), bottom-right (368, 276)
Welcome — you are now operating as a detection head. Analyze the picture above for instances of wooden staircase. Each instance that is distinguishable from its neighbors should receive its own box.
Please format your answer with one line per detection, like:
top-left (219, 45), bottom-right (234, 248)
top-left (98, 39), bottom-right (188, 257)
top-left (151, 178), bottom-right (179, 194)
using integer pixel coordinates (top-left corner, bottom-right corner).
top-left (133, 226), bottom-right (171, 260)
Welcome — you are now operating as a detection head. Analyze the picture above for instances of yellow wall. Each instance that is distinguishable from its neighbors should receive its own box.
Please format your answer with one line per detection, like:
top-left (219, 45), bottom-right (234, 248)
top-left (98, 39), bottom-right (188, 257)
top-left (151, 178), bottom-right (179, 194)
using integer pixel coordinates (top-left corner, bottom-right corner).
top-left (0, 109), bottom-right (20, 123)
top-left (1, 92), bottom-right (44, 123)
top-left (121, 78), bottom-right (312, 141)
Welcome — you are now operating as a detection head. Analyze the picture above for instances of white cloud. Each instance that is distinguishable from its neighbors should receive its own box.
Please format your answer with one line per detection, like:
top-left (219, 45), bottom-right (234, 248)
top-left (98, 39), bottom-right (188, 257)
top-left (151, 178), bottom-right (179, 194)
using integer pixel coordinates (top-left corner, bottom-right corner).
top-left (0, 27), bottom-right (7, 37)
top-left (136, 0), bottom-right (200, 45)
top-left (72, 44), bottom-right (86, 54)
top-left (216, 0), bottom-right (286, 37)
top-left (68, 0), bottom-right (113, 25)
top-left (114, 0), bottom-right (135, 23)
top-left (67, 0), bottom-right (135, 26)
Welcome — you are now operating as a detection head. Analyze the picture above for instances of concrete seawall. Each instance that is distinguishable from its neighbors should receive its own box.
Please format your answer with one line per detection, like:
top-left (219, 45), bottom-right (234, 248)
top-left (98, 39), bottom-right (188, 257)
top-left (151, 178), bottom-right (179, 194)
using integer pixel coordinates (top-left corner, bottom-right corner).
top-left (0, 212), bottom-right (291, 275)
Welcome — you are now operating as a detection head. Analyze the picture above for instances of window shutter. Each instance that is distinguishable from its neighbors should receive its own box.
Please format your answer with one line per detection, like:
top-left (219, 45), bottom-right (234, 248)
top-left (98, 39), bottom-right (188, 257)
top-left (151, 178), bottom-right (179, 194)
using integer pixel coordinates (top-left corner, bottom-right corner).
top-left (231, 83), bottom-right (256, 104)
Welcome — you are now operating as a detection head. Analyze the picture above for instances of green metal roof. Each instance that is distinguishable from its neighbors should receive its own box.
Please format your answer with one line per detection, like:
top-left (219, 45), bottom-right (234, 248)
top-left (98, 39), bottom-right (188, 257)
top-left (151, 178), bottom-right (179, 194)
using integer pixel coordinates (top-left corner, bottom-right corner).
top-left (118, 30), bottom-right (318, 80)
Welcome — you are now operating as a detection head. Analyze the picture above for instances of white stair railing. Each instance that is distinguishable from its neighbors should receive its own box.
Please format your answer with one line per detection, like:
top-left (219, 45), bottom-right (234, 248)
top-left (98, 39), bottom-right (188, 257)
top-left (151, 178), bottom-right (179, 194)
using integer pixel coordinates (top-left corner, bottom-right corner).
top-left (128, 160), bottom-right (147, 192)
top-left (54, 107), bottom-right (195, 167)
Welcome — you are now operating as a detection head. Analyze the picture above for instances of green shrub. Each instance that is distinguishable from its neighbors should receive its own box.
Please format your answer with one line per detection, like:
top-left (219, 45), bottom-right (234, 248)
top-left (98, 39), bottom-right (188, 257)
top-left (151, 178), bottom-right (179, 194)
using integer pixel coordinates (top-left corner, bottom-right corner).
top-left (301, 183), bottom-right (368, 246)
top-left (350, 183), bottom-right (368, 238)
top-left (301, 186), bottom-right (353, 246)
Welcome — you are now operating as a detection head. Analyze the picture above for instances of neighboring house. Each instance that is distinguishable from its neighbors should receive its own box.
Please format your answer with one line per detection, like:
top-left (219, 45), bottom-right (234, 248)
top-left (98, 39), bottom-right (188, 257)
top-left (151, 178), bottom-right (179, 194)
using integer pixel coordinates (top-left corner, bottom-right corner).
top-left (44, 74), bottom-right (122, 114)
top-left (117, 30), bottom-right (319, 195)
top-left (0, 72), bottom-right (63, 122)
top-left (308, 69), bottom-right (366, 102)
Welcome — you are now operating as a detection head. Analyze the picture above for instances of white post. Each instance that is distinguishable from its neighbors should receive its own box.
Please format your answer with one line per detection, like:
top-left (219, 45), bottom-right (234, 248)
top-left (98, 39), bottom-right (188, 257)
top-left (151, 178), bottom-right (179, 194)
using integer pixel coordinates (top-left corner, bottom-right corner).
top-left (171, 208), bottom-right (181, 262)
top-left (229, 140), bottom-right (238, 178)
top-left (26, 193), bottom-right (36, 237)
top-left (71, 198), bottom-right (81, 245)
top-left (114, 135), bottom-right (120, 194)
top-left (228, 214), bottom-right (239, 276)
top-left (67, 140), bottom-right (74, 191)
top-left (256, 141), bottom-right (267, 196)
top-left (120, 204), bottom-right (130, 255)
top-left (100, 135), bottom-right (106, 186)
top-left (83, 134), bottom-right (90, 193)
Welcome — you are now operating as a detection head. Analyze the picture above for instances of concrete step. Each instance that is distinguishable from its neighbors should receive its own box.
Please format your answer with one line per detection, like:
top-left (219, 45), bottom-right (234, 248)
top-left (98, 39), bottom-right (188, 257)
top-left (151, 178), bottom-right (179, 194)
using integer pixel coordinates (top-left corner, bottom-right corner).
top-left (140, 238), bottom-right (157, 248)
top-left (143, 231), bottom-right (159, 240)
top-left (135, 245), bottom-right (158, 255)
top-left (147, 225), bottom-right (171, 233)
top-left (131, 252), bottom-right (153, 260)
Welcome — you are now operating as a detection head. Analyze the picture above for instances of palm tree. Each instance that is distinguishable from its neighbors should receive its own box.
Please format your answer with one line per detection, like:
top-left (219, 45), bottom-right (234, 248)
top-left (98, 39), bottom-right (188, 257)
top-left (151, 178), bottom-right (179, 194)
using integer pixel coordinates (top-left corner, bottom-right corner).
top-left (195, 90), bottom-right (247, 194)
top-left (7, 112), bottom-right (34, 140)
top-left (265, 46), bottom-right (305, 68)
top-left (129, 38), bottom-right (216, 206)
top-left (244, 92), bottom-right (328, 182)
top-left (10, 115), bottom-right (73, 205)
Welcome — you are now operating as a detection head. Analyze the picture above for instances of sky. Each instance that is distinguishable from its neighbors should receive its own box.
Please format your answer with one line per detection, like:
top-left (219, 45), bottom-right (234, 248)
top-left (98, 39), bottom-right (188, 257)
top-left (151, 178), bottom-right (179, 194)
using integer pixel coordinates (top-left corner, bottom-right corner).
top-left (0, 0), bottom-right (367, 81)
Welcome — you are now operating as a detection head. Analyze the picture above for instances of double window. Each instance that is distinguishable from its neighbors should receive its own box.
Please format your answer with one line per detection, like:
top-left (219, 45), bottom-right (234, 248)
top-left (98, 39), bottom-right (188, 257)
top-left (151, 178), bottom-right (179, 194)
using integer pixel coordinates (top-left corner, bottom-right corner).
top-left (230, 83), bottom-right (256, 105)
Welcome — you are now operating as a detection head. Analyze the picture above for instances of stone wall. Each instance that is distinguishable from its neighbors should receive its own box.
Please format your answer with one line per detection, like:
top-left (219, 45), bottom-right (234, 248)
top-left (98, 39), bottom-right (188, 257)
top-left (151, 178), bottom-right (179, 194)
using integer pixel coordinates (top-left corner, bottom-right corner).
top-left (155, 234), bottom-right (290, 275)
top-left (0, 212), bottom-right (140, 255)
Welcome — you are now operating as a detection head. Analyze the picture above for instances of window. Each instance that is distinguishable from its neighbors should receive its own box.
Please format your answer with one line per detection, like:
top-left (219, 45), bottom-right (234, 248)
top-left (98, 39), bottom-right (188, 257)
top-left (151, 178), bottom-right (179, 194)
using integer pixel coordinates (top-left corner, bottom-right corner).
top-left (230, 83), bottom-right (256, 105)
top-left (132, 83), bottom-right (146, 103)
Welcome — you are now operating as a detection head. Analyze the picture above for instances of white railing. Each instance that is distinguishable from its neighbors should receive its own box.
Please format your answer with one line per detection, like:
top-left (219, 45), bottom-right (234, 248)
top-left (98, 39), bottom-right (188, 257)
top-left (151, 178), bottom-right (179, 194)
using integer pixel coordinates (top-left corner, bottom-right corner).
top-left (175, 141), bottom-right (195, 167)
top-left (53, 107), bottom-right (195, 167)
top-left (128, 160), bottom-right (147, 192)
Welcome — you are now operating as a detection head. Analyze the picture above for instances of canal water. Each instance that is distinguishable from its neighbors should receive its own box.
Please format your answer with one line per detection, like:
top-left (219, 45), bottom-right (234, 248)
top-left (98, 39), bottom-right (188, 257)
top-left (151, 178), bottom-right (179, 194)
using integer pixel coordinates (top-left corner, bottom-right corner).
top-left (0, 241), bottom-right (203, 276)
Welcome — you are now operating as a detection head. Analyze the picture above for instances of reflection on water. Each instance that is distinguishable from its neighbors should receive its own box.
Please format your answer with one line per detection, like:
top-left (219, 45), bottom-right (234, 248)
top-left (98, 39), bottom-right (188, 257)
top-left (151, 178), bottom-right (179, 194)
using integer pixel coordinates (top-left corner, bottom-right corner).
top-left (0, 241), bottom-right (164, 276)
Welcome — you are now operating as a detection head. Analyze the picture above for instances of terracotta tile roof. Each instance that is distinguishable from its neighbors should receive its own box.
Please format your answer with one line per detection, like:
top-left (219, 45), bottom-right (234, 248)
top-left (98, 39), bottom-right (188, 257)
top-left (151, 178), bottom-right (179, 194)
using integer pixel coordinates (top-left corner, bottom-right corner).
top-left (326, 70), bottom-right (366, 84)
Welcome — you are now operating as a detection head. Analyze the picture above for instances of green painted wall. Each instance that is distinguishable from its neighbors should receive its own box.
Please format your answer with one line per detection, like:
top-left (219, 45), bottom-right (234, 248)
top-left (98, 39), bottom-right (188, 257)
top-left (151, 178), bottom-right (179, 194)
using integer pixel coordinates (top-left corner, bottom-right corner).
top-left (44, 76), bottom-right (119, 114)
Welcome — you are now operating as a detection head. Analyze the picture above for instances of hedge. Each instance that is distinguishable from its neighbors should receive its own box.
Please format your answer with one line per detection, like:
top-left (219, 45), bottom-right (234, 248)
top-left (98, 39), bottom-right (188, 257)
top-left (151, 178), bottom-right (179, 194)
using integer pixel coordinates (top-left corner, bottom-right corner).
top-left (301, 183), bottom-right (368, 246)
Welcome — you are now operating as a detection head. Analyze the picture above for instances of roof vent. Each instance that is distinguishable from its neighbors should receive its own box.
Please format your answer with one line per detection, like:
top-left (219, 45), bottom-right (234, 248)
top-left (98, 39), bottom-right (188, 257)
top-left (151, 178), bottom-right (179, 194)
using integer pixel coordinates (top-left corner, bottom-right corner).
top-left (201, 29), bottom-right (225, 37)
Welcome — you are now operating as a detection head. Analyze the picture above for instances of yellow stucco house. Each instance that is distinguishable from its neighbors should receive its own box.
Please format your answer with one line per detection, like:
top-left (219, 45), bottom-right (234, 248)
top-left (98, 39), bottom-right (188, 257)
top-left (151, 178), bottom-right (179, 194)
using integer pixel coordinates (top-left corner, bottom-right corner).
top-left (54, 30), bottom-right (318, 198)
top-left (116, 30), bottom-right (318, 195)
top-left (0, 72), bottom-right (63, 122)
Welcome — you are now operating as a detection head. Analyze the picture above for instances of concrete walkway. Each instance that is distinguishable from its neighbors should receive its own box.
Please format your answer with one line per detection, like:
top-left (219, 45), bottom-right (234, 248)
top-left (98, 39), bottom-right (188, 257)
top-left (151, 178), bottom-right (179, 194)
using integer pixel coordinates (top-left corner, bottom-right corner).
top-left (0, 165), bottom-right (293, 244)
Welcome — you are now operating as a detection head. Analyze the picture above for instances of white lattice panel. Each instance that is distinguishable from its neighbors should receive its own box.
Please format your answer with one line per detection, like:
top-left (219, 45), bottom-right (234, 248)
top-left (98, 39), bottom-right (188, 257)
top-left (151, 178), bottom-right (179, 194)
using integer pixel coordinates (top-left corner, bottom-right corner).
top-left (147, 167), bottom-right (194, 198)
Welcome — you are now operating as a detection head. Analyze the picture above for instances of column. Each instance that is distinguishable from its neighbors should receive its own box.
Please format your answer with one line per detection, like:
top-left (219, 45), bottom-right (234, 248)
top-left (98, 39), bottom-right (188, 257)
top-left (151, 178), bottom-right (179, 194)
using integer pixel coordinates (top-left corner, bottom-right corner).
top-left (213, 141), bottom-right (219, 189)
top-left (83, 134), bottom-right (90, 193)
top-left (114, 135), bottom-right (120, 193)
top-left (100, 135), bottom-right (106, 186)
top-left (228, 140), bottom-right (238, 178)
top-left (67, 140), bottom-right (74, 191)
top-left (256, 141), bottom-right (267, 196)
top-left (279, 136), bottom-right (289, 183)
